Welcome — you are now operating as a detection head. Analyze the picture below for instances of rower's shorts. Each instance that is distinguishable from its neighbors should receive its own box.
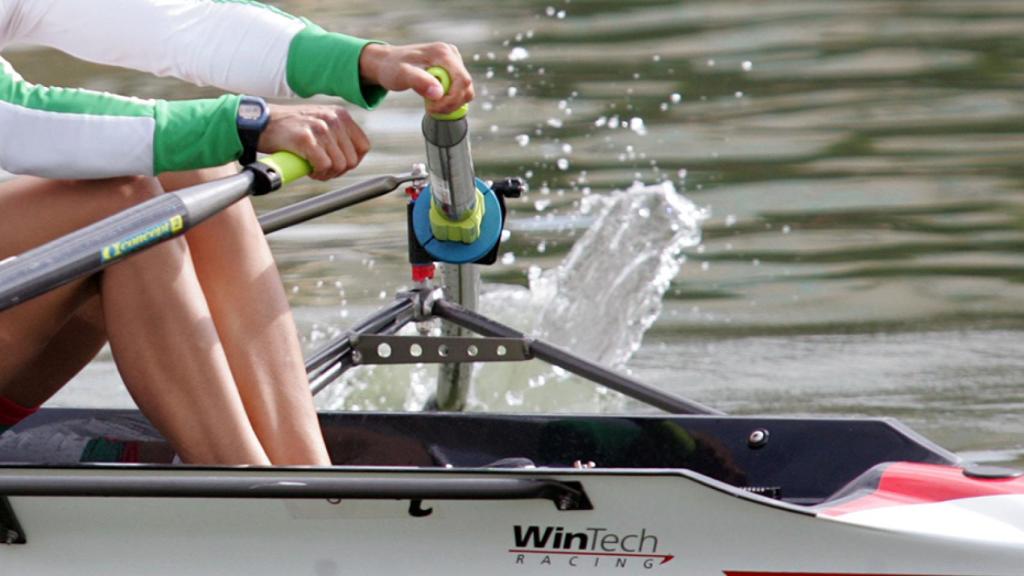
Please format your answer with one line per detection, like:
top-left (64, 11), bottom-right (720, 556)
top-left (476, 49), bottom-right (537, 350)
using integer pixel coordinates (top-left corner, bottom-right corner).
top-left (0, 395), bottom-right (39, 434)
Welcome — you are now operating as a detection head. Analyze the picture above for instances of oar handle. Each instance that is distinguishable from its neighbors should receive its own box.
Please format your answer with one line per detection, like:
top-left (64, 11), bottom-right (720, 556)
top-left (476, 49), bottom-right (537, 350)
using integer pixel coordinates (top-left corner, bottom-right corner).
top-left (261, 151), bottom-right (313, 186)
top-left (425, 66), bottom-right (468, 121)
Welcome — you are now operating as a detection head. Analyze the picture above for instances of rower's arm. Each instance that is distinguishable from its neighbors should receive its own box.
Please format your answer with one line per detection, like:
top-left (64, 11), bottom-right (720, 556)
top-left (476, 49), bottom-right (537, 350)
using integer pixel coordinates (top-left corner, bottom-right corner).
top-left (0, 57), bottom-right (242, 178)
top-left (0, 0), bottom-right (387, 108)
top-left (0, 0), bottom-right (389, 178)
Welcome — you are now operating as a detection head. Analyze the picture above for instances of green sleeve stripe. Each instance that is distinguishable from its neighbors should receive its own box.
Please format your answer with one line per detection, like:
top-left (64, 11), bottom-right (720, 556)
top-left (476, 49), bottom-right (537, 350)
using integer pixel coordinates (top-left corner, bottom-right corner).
top-left (153, 95), bottom-right (243, 174)
top-left (1, 62), bottom-right (152, 118)
top-left (286, 22), bottom-right (388, 109)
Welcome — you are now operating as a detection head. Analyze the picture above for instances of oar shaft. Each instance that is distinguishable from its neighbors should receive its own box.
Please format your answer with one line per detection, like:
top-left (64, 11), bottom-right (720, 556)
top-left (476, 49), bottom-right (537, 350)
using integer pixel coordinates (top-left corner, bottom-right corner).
top-left (259, 171), bottom-right (421, 234)
top-left (0, 171), bottom-right (254, 312)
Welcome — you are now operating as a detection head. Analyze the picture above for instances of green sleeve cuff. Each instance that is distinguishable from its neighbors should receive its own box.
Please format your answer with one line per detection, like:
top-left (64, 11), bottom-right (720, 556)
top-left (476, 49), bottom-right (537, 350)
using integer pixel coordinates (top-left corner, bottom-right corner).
top-left (153, 95), bottom-right (243, 174)
top-left (286, 22), bottom-right (388, 109)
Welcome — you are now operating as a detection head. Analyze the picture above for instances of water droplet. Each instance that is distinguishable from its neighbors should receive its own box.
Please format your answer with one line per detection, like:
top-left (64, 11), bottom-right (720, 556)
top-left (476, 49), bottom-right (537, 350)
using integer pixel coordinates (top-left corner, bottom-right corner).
top-left (291, 285), bottom-right (300, 294)
top-left (652, 54), bottom-right (661, 62)
top-left (378, 290), bottom-right (387, 299)
top-left (629, 117), bottom-right (646, 135)
top-left (546, 118), bottom-right (563, 128)
top-left (752, 258), bottom-right (761, 267)
top-left (505, 389), bottom-right (524, 406)
top-left (677, 168), bottom-right (688, 179)
top-left (534, 198), bottom-right (552, 211)
top-left (485, 68), bottom-right (495, 79)
top-left (501, 252), bottom-right (516, 265)
top-left (556, 10), bottom-right (566, 19)
top-left (735, 91), bottom-right (744, 98)
top-left (508, 46), bottom-right (529, 62)
top-left (701, 262), bottom-right (710, 271)
top-left (561, 143), bottom-right (573, 154)
top-left (706, 59), bottom-right (716, 67)
top-left (537, 240), bottom-right (547, 253)
top-left (594, 116), bottom-right (607, 127)
top-left (515, 134), bottom-right (530, 147)
top-left (670, 93), bottom-right (682, 104)
top-left (481, 101), bottom-right (494, 112)
top-left (556, 158), bottom-right (570, 171)
top-left (489, 125), bottom-right (499, 133)
top-left (725, 214), bottom-right (737, 227)
top-left (507, 86), bottom-right (518, 98)
top-left (545, 6), bottom-right (555, 16)
top-left (638, 207), bottom-right (651, 219)
top-left (659, 102), bottom-right (669, 111)
top-left (742, 60), bottom-right (753, 71)
top-left (782, 225), bottom-right (791, 234)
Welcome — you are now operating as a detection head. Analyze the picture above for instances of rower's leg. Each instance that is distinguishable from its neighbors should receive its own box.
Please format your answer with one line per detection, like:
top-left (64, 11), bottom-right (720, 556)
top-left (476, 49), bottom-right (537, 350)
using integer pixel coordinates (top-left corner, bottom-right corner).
top-left (159, 166), bottom-right (331, 466)
top-left (0, 176), bottom-right (269, 464)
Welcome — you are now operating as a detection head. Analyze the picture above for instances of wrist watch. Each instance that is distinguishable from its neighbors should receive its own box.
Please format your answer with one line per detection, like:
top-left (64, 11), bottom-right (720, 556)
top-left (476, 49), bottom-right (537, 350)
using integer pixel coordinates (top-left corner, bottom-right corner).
top-left (236, 95), bottom-right (270, 166)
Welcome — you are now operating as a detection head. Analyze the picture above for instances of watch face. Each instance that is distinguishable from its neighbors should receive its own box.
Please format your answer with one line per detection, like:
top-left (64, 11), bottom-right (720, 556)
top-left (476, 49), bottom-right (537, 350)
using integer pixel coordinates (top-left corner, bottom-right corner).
top-left (239, 102), bottom-right (264, 121)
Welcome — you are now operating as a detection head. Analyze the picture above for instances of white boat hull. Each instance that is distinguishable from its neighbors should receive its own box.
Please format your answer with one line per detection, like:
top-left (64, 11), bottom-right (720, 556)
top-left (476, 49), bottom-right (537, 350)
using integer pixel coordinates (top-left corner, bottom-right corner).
top-left (3, 467), bottom-right (1023, 575)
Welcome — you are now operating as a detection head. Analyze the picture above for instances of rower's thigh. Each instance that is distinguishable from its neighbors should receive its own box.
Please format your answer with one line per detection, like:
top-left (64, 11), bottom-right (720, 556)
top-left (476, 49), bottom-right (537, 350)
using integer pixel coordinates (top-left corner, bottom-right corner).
top-left (0, 175), bottom-right (165, 390)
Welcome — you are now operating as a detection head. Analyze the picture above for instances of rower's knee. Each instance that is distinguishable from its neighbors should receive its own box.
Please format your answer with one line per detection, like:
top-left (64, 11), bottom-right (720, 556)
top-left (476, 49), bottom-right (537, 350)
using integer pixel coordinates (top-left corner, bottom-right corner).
top-left (109, 176), bottom-right (165, 207)
top-left (54, 175), bottom-right (165, 214)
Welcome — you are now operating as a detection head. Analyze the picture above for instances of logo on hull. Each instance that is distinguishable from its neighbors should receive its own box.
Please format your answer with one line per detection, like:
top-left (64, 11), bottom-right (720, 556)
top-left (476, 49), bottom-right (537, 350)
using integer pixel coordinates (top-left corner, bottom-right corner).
top-left (509, 525), bottom-right (674, 569)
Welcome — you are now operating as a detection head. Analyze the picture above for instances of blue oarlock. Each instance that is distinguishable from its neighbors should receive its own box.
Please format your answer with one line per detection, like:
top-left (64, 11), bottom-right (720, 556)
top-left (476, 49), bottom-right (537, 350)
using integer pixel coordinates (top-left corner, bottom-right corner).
top-left (412, 179), bottom-right (503, 264)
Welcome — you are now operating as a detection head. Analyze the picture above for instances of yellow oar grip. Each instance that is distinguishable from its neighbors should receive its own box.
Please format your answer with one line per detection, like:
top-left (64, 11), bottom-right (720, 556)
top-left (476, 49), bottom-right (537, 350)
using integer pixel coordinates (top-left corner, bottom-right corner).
top-left (262, 151), bottom-right (313, 186)
top-left (427, 66), bottom-right (453, 94)
top-left (425, 66), bottom-right (468, 121)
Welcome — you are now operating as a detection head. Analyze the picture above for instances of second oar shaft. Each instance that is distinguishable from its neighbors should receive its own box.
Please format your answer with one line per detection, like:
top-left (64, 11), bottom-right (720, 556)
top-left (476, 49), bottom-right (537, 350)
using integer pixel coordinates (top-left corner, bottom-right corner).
top-left (0, 171), bottom-right (254, 312)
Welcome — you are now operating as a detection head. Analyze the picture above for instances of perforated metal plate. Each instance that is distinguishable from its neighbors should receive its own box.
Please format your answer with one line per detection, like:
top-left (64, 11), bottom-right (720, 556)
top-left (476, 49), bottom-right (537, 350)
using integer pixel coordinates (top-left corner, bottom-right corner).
top-left (352, 335), bottom-right (530, 365)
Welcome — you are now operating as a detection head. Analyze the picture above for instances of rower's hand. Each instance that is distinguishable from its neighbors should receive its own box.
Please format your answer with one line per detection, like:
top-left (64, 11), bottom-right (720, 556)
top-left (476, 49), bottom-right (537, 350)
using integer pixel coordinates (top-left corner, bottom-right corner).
top-left (258, 104), bottom-right (370, 181)
top-left (359, 43), bottom-right (475, 116)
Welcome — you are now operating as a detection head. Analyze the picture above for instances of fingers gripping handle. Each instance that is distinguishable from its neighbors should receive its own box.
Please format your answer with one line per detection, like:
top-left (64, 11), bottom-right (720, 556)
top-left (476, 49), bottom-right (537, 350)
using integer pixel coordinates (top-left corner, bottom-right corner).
top-left (426, 66), bottom-right (468, 121)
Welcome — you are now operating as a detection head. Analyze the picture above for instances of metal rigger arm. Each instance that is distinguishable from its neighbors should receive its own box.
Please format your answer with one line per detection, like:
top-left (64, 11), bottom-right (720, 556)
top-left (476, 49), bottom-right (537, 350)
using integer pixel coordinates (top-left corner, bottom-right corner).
top-left (300, 288), bottom-right (721, 416)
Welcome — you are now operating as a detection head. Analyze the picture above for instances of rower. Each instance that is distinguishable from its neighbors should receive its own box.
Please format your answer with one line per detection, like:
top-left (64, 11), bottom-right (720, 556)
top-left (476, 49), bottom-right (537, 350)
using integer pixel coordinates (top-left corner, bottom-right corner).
top-left (0, 0), bottom-right (475, 465)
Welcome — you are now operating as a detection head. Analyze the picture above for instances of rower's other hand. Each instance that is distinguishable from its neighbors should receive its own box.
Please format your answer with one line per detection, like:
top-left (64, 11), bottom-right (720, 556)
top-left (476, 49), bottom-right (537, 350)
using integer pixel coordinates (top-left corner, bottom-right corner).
top-left (359, 42), bottom-right (475, 116)
top-left (258, 104), bottom-right (370, 181)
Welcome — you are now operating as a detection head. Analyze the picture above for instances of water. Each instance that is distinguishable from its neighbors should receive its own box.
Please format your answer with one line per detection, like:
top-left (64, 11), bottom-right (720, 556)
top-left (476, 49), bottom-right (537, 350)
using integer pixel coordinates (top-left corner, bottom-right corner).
top-left (6, 0), bottom-right (1024, 467)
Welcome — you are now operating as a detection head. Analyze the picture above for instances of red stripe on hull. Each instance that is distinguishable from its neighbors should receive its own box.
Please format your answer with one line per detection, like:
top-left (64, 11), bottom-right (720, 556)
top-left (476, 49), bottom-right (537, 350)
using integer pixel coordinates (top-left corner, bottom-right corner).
top-left (725, 572), bottom-right (972, 576)
top-left (820, 462), bottom-right (1024, 517)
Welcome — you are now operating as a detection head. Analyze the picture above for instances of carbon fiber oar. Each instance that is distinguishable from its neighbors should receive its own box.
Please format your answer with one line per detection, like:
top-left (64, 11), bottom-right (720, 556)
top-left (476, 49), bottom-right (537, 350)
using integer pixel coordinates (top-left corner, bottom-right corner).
top-left (0, 152), bottom-right (310, 312)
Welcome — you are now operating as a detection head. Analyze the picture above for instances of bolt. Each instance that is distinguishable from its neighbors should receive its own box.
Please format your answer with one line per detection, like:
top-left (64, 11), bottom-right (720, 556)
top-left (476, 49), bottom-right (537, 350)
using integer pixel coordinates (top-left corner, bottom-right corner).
top-left (747, 428), bottom-right (769, 449)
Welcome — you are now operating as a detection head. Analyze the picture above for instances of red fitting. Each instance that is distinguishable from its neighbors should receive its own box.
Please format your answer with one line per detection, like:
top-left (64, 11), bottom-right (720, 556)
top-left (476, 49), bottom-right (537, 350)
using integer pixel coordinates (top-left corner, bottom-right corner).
top-left (411, 264), bottom-right (436, 283)
top-left (405, 185), bottom-right (421, 201)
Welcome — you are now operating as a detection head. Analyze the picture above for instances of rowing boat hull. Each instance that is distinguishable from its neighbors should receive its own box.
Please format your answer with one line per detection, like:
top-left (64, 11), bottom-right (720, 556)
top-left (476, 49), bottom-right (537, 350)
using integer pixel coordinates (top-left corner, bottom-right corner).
top-left (2, 467), bottom-right (1023, 575)
top-left (2, 409), bottom-right (1022, 574)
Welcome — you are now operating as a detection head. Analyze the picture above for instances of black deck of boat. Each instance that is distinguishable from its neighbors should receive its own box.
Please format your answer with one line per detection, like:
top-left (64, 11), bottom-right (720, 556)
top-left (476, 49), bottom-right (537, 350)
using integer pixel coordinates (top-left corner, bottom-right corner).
top-left (1, 409), bottom-right (957, 505)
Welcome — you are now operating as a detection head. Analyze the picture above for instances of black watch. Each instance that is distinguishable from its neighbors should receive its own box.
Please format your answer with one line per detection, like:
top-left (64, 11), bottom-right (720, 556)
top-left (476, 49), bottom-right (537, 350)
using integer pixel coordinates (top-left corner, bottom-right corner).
top-left (237, 95), bottom-right (270, 165)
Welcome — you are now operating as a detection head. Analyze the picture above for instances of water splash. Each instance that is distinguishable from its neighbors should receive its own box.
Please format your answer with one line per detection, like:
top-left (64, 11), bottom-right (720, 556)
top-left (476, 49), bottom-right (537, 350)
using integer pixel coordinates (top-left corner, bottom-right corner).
top-left (318, 181), bottom-right (705, 413)
top-left (530, 181), bottom-right (704, 367)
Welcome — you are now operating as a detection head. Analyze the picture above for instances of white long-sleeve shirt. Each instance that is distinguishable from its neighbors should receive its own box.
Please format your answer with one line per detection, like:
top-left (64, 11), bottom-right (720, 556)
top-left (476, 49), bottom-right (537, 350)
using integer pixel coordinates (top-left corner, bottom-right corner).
top-left (0, 0), bottom-right (385, 178)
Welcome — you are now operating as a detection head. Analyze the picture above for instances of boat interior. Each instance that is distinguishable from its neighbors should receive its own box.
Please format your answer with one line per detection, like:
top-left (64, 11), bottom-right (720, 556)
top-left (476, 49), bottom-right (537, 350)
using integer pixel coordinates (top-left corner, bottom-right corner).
top-left (0, 408), bottom-right (957, 507)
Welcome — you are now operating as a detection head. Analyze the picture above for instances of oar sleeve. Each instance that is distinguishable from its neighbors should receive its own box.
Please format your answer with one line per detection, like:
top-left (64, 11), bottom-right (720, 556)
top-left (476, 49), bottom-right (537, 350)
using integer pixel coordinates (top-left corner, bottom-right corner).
top-left (0, 0), bottom-right (388, 177)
